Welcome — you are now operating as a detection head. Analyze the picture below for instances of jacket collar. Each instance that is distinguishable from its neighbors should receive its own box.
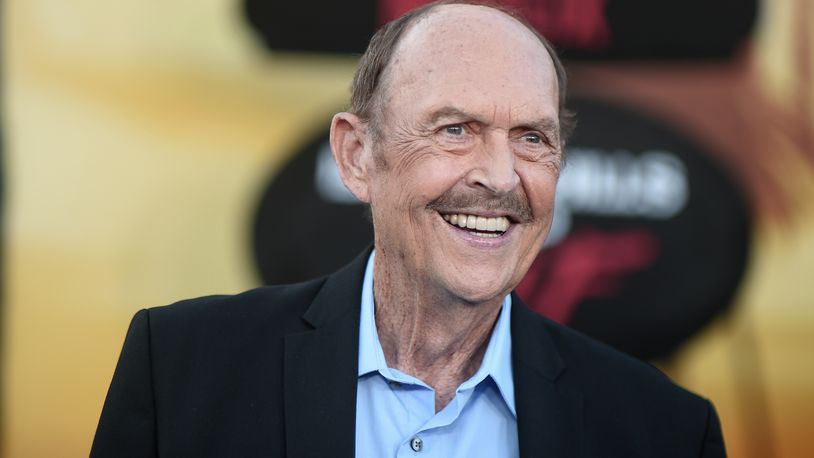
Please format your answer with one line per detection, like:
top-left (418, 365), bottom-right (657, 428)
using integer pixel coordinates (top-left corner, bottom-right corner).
top-left (283, 249), bottom-right (370, 458)
top-left (511, 293), bottom-right (584, 458)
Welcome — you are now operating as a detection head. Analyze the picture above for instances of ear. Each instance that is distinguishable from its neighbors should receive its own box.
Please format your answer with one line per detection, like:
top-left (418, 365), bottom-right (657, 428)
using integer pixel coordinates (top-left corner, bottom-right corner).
top-left (330, 112), bottom-right (373, 203)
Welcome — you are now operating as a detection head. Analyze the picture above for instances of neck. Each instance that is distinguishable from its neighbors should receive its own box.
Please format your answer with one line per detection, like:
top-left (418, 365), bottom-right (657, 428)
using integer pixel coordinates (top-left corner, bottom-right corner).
top-left (372, 248), bottom-right (504, 412)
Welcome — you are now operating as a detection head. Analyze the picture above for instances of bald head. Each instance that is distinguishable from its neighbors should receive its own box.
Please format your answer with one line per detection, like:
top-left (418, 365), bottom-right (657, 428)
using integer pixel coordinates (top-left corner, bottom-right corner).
top-left (350, 0), bottom-right (573, 148)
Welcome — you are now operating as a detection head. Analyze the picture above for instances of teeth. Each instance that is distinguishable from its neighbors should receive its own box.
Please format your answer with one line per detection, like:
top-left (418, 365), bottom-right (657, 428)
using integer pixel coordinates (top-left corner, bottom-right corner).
top-left (441, 213), bottom-right (510, 233)
top-left (474, 216), bottom-right (486, 231)
top-left (486, 218), bottom-right (497, 231)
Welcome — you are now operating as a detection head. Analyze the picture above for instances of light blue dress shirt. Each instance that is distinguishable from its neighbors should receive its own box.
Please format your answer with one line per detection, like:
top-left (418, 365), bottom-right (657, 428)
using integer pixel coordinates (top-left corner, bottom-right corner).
top-left (355, 252), bottom-right (519, 457)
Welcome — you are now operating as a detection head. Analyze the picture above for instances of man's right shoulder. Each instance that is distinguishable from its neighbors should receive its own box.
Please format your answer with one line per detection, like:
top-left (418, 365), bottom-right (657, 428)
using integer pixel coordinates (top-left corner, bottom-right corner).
top-left (138, 277), bottom-right (328, 338)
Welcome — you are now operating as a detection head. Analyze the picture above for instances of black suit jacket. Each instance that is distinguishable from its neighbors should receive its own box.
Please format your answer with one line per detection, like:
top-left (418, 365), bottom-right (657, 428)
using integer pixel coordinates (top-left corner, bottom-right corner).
top-left (91, 250), bottom-right (726, 457)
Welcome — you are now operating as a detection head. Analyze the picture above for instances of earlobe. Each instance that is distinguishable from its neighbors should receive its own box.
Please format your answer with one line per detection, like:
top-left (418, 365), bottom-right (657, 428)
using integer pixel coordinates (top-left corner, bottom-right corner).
top-left (330, 112), bottom-right (372, 203)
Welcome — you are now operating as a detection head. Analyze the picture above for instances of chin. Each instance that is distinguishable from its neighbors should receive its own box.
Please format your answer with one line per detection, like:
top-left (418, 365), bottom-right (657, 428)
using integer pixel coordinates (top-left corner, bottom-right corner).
top-left (445, 275), bottom-right (516, 306)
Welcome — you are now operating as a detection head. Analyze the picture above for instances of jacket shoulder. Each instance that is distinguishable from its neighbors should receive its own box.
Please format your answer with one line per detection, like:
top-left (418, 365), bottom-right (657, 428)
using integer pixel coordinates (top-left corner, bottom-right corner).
top-left (145, 277), bottom-right (326, 336)
top-left (101, 279), bottom-right (328, 457)
top-left (533, 314), bottom-right (718, 451)
top-left (543, 315), bottom-right (706, 404)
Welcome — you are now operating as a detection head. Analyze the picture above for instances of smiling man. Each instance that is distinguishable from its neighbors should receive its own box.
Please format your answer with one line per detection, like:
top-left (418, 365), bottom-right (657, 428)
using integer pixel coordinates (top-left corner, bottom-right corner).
top-left (91, 1), bottom-right (726, 457)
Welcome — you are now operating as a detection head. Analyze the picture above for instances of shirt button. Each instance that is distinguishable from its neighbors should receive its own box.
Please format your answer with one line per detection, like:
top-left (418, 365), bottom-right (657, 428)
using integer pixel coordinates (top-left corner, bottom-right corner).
top-left (410, 436), bottom-right (423, 452)
top-left (389, 381), bottom-right (402, 388)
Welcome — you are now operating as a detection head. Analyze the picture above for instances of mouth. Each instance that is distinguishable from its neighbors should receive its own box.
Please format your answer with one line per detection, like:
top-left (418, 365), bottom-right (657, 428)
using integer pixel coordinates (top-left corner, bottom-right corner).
top-left (439, 212), bottom-right (511, 238)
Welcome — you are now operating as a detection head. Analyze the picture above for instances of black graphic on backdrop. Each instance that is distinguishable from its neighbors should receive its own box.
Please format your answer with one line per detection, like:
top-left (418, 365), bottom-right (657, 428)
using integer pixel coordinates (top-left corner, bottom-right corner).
top-left (252, 98), bottom-right (751, 359)
top-left (244, 0), bottom-right (756, 59)
top-left (252, 131), bottom-right (373, 285)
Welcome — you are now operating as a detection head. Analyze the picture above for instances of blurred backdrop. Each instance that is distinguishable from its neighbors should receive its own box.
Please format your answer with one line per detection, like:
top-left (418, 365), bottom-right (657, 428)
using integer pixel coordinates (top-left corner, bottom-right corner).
top-left (2, 0), bottom-right (813, 456)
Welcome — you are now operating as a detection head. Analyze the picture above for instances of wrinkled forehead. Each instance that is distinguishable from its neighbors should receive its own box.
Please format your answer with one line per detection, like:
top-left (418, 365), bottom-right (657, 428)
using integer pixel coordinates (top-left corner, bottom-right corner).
top-left (380, 4), bottom-right (559, 117)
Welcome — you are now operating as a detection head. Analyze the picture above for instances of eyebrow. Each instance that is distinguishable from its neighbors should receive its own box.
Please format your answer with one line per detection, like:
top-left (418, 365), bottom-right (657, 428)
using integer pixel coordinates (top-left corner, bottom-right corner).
top-left (425, 106), bottom-right (487, 126)
top-left (521, 117), bottom-right (559, 135)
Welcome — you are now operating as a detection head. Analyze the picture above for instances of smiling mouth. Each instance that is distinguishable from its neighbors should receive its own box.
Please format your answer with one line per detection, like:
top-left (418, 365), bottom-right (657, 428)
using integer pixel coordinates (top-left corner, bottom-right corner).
top-left (440, 213), bottom-right (510, 238)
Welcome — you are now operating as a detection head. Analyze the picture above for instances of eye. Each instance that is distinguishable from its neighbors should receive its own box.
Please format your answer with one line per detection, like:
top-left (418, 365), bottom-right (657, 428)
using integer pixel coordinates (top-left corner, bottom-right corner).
top-left (443, 124), bottom-right (465, 135)
top-left (434, 122), bottom-right (474, 151)
top-left (514, 130), bottom-right (556, 162)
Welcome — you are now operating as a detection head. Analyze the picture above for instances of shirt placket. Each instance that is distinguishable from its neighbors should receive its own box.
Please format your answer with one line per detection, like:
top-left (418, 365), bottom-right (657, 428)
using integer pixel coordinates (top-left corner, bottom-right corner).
top-left (395, 384), bottom-right (477, 456)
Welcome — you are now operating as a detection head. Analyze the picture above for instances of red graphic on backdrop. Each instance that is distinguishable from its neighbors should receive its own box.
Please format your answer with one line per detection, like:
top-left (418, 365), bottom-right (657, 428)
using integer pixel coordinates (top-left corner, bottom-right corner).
top-left (379, 0), bottom-right (611, 51)
top-left (516, 229), bottom-right (660, 323)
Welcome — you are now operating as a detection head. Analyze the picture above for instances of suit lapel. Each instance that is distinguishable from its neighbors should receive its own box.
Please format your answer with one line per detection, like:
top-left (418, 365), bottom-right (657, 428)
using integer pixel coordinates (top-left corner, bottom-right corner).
top-left (511, 294), bottom-right (584, 458)
top-left (283, 250), bottom-right (370, 458)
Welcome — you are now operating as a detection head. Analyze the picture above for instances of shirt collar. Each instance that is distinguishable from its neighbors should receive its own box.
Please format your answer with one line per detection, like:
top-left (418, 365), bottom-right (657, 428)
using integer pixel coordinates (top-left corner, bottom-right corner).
top-left (357, 250), bottom-right (386, 378)
top-left (357, 250), bottom-right (516, 417)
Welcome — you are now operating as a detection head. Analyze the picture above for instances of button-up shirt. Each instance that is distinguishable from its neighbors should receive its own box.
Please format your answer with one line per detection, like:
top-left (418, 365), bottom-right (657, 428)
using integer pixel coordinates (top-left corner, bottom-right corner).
top-left (355, 252), bottom-right (518, 457)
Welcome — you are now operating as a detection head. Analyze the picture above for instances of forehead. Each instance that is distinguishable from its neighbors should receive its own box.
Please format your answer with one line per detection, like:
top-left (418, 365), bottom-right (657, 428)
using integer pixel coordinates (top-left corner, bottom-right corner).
top-left (382, 4), bottom-right (559, 122)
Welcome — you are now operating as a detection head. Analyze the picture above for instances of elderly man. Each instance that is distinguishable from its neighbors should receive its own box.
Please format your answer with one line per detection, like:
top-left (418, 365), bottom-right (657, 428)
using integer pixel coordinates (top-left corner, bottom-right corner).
top-left (91, 1), bottom-right (726, 457)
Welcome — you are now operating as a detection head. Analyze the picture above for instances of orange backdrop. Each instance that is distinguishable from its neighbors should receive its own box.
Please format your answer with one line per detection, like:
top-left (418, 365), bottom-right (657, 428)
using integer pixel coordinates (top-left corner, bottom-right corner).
top-left (3, 1), bottom-right (813, 457)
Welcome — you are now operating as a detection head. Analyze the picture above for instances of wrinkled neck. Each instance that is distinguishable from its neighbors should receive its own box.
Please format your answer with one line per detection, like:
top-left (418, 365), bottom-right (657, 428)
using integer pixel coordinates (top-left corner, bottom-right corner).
top-left (372, 248), bottom-right (503, 411)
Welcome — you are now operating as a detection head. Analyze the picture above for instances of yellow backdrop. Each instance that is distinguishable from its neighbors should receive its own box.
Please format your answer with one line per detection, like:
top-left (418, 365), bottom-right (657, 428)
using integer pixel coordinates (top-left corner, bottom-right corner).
top-left (3, 1), bottom-right (813, 457)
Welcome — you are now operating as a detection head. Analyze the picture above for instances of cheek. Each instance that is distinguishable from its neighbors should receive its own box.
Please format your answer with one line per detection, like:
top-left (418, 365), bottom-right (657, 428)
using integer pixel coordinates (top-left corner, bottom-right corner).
top-left (379, 156), bottom-right (466, 207)
top-left (519, 167), bottom-right (559, 214)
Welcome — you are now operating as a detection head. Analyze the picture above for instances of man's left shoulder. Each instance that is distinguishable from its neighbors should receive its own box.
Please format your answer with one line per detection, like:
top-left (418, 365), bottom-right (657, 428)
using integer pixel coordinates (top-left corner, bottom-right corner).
top-left (516, 308), bottom-right (719, 430)
top-left (521, 312), bottom-right (726, 456)
top-left (541, 314), bottom-right (706, 404)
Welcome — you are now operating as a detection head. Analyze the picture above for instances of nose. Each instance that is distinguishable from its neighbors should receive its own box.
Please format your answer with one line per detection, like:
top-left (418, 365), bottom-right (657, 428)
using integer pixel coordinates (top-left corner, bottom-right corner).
top-left (464, 135), bottom-right (520, 195)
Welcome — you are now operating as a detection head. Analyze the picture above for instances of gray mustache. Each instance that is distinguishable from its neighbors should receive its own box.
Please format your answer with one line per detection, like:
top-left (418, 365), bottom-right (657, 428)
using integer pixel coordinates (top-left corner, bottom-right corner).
top-left (426, 188), bottom-right (533, 223)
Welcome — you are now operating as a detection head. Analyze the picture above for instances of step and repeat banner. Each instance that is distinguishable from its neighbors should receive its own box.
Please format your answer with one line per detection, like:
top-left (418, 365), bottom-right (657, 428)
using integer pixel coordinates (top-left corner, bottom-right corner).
top-left (4, 0), bottom-right (813, 456)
